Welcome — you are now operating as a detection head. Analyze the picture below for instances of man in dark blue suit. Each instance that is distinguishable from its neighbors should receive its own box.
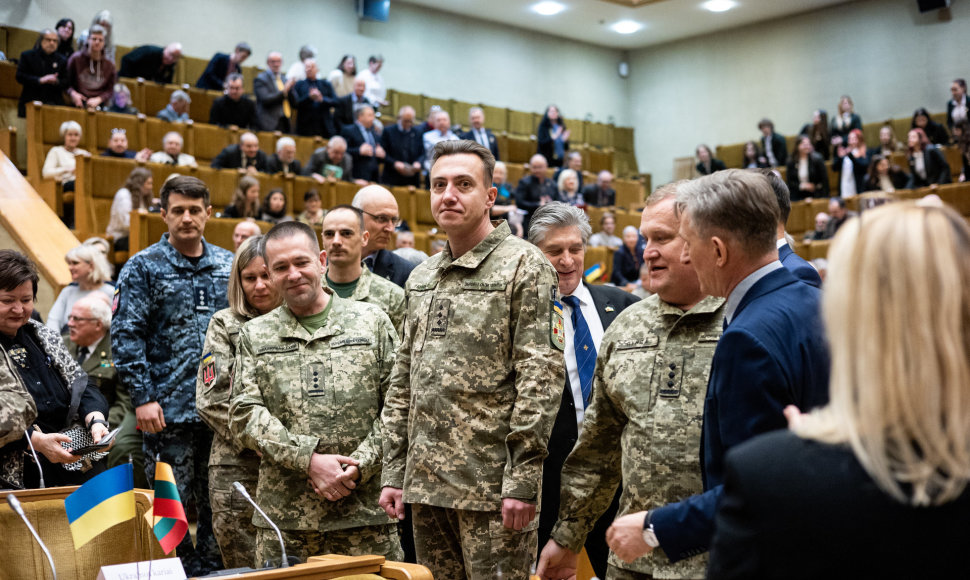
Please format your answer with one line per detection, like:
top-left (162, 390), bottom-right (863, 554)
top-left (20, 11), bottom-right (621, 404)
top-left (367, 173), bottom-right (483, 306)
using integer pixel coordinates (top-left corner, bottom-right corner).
top-left (602, 169), bottom-right (829, 565)
top-left (196, 42), bottom-right (251, 91)
top-left (352, 185), bottom-right (415, 288)
top-left (381, 105), bottom-right (424, 187)
top-left (341, 104), bottom-right (385, 183)
top-left (291, 59), bottom-right (339, 138)
top-left (459, 107), bottom-right (500, 161)
top-left (762, 169), bottom-right (823, 288)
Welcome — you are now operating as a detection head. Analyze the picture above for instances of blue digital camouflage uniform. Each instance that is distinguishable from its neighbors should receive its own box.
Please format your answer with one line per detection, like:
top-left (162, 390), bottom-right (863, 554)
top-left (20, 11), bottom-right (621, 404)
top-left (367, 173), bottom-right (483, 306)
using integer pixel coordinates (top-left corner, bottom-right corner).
top-left (112, 233), bottom-right (233, 575)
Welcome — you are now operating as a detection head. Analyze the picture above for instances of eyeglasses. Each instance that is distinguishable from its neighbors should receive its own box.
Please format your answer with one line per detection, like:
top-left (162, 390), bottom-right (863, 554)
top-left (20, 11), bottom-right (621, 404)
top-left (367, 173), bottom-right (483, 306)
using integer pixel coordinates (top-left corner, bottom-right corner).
top-left (361, 209), bottom-right (402, 228)
top-left (67, 315), bottom-right (97, 323)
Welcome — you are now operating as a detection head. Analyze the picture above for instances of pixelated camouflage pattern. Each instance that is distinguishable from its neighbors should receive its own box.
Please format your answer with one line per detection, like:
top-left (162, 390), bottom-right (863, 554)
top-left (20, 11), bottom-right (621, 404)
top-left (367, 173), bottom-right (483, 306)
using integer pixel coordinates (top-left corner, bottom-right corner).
top-left (324, 265), bottom-right (406, 337)
top-left (255, 523), bottom-right (403, 568)
top-left (382, 221), bottom-right (565, 511)
top-left (229, 291), bottom-right (398, 532)
top-left (0, 348), bottom-right (38, 449)
top-left (196, 308), bottom-right (260, 568)
top-left (112, 234), bottom-right (233, 424)
top-left (607, 563), bottom-right (653, 579)
top-left (551, 294), bottom-right (725, 579)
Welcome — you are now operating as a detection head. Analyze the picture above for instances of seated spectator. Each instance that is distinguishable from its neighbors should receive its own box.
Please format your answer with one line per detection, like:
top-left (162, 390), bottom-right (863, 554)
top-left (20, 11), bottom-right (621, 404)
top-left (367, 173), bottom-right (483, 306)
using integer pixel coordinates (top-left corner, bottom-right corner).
top-left (285, 45), bottom-right (316, 83)
top-left (395, 231), bottom-right (415, 249)
top-left (42, 120), bottom-right (90, 193)
top-left (15, 29), bottom-right (67, 117)
top-left (824, 197), bottom-right (857, 238)
top-left (536, 105), bottom-right (570, 168)
top-left (422, 110), bottom-right (458, 172)
top-left (211, 132), bottom-right (269, 173)
top-left (429, 239), bottom-right (447, 255)
top-left (148, 131), bottom-right (197, 167)
top-left (803, 211), bottom-right (830, 242)
top-left (327, 54), bottom-right (357, 98)
top-left (380, 105), bottom-right (424, 187)
top-left (106, 83), bottom-right (138, 115)
top-left (106, 167), bottom-right (154, 250)
top-left (947, 78), bottom-right (968, 130)
top-left (337, 77), bottom-right (378, 132)
top-left (232, 220), bottom-right (261, 250)
top-left (906, 128), bottom-right (952, 189)
top-left (588, 212), bottom-right (622, 250)
top-left (833, 128), bottom-right (869, 197)
top-left (460, 107), bottom-right (500, 160)
top-left (222, 176), bottom-right (261, 219)
top-left (259, 189), bottom-right (290, 224)
top-left (305, 136), bottom-right (354, 183)
top-left (758, 118), bottom-right (788, 166)
top-left (865, 155), bottom-right (909, 193)
top-left (55, 18), bottom-right (75, 59)
top-left (291, 59), bottom-right (338, 138)
top-left (553, 151), bottom-right (584, 190)
top-left (799, 109), bottom-right (831, 161)
top-left (47, 243), bottom-right (114, 332)
top-left (490, 161), bottom-right (517, 222)
top-left (632, 263), bottom-right (652, 300)
top-left (786, 135), bottom-right (829, 201)
top-left (265, 137), bottom-right (301, 176)
top-left (830, 94), bottom-right (862, 148)
top-left (870, 124), bottom-right (902, 158)
top-left (254, 51), bottom-right (294, 133)
top-left (156, 89), bottom-right (191, 123)
top-left (358, 54), bottom-right (388, 106)
top-left (556, 169), bottom-right (582, 205)
top-left (582, 170), bottom-right (616, 207)
top-left (911, 107), bottom-right (949, 146)
top-left (119, 42), bottom-right (182, 84)
top-left (514, 154), bottom-right (557, 231)
top-left (695, 144), bottom-right (726, 175)
top-left (67, 24), bottom-right (115, 111)
top-left (341, 105), bottom-right (385, 182)
top-left (740, 140), bottom-right (769, 169)
top-left (85, 10), bottom-right (115, 63)
top-left (610, 225), bottom-right (644, 290)
top-left (209, 73), bottom-right (257, 129)
top-left (296, 189), bottom-right (326, 226)
top-left (196, 42), bottom-right (251, 91)
top-left (102, 128), bottom-right (151, 161)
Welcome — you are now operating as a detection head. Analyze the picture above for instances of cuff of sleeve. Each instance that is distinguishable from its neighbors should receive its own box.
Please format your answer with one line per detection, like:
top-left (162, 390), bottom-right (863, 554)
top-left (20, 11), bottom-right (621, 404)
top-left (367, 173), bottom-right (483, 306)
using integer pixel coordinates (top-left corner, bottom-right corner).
top-left (501, 477), bottom-right (538, 502)
top-left (381, 462), bottom-right (405, 489)
top-left (350, 452), bottom-right (378, 485)
top-left (129, 390), bottom-right (151, 408)
top-left (550, 521), bottom-right (585, 554)
top-left (294, 438), bottom-right (318, 474)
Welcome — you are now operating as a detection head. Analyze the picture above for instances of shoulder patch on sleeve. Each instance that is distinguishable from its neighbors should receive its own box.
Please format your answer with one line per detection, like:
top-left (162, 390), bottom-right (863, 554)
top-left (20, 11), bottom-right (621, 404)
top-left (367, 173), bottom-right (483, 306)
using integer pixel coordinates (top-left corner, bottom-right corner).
top-left (201, 351), bottom-right (216, 388)
top-left (111, 286), bottom-right (120, 314)
top-left (551, 289), bottom-right (565, 352)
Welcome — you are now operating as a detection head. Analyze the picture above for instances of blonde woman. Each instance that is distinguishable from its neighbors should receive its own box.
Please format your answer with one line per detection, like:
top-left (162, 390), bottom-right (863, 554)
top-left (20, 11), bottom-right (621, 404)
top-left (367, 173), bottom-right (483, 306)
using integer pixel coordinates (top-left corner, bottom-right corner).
top-left (708, 203), bottom-right (970, 578)
top-left (46, 243), bottom-right (114, 332)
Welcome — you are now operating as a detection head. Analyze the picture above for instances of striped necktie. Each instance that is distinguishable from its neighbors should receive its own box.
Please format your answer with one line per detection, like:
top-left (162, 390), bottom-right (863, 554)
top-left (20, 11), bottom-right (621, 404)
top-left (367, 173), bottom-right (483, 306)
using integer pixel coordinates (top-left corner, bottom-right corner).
top-left (562, 295), bottom-right (596, 407)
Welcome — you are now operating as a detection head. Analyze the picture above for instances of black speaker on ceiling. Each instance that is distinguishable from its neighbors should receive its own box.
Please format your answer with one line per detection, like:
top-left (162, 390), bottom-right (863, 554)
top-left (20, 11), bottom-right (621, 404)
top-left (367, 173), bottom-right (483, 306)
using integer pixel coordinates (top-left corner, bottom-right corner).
top-left (917, 0), bottom-right (950, 13)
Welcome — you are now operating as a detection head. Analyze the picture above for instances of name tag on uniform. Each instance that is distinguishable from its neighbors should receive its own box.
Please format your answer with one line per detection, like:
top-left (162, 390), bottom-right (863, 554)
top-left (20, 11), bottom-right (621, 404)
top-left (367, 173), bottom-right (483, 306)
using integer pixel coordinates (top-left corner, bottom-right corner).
top-left (430, 298), bottom-right (451, 337)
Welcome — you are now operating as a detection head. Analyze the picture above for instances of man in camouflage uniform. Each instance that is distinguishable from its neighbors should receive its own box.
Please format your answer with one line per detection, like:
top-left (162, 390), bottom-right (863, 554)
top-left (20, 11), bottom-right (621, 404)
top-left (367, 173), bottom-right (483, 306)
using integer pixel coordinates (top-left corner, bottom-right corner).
top-left (321, 205), bottom-right (406, 336)
top-left (112, 175), bottom-right (232, 575)
top-left (380, 140), bottom-right (565, 580)
top-left (229, 221), bottom-right (402, 565)
top-left (537, 184), bottom-right (724, 580)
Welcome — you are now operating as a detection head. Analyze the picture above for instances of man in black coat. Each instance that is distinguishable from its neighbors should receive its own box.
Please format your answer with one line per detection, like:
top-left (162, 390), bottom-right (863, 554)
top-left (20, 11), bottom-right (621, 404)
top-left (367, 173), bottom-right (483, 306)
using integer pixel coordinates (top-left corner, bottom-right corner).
top-left (15, 29), bottom-right (67, 117)
top-left (119, 43), bottom-right (182, 84)
top-left (380, 105), bottom-right (424, 187)
top-left (459, 107), bottom-right (500, 161)
top-left (291, 59), bottom-right (339, 138)
top-left (582, 170), bottom-right (616, 207)
top-left (515, 154), bottom-right (558, 232)
top-left (211, 132), bottom-right (269, 173)
top-left (196, 42), bottom-right (250, 91)
top-left (208, 73), bottom-right (257, 129)
top-left (341, 104), bottom-right (385, 183)
top-left (353, 185), bottom-right (415, 288)
top-left (336, 77), bottom-right (377, 133)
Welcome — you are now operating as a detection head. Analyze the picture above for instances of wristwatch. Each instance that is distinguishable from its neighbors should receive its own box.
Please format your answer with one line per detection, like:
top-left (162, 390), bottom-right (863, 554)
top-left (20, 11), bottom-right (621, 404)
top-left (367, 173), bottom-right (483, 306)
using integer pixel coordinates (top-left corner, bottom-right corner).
top-left (642, 510), bottom-right (660, 548)
top-left (87, 418), bottom-right (109, 430)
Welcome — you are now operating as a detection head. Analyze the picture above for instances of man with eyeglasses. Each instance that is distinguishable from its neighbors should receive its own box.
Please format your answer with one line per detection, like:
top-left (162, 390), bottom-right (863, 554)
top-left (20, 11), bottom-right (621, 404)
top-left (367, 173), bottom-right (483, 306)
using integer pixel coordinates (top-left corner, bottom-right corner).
top-left (352, 185), bottom-right (415, 288)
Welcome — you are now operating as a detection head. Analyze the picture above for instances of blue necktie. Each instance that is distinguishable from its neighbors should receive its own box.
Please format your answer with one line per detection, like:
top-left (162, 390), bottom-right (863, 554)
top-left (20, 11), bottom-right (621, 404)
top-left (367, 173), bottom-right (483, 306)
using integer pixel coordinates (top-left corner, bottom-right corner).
top-left (562, 295), bottom-right (596, 408)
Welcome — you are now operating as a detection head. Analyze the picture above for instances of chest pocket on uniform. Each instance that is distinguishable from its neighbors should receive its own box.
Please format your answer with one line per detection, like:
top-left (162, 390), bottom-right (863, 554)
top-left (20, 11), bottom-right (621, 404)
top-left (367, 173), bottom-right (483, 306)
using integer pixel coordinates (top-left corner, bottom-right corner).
top-left (329, 336), bottom-right (378, 409)
top-left (611, 335), bottom-right (660, 413)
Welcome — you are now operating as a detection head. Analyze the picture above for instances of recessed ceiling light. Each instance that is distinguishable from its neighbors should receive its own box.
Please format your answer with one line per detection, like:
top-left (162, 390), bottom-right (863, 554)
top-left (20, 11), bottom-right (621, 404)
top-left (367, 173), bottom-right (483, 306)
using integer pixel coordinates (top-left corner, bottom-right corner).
top-left (611, 20), bottom-right (644, 34)
top-left (531, 1), bottom-right (566, 16)
top-left (701, 0), bottom-right (738, 12)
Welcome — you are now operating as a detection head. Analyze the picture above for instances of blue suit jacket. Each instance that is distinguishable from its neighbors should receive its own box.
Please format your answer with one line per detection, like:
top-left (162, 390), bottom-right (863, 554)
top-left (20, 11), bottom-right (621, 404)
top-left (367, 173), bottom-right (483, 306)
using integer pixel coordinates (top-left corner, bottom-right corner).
top-left (650, 266), bottom-right (830, 562)
top-left (778, 243), bottom-right (822, 288)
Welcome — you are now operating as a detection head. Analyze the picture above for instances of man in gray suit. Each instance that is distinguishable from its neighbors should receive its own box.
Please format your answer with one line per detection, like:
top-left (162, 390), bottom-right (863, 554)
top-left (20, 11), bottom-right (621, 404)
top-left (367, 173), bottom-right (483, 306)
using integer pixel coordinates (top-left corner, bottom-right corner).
top-left (253, 51), bottom-right (294, 132)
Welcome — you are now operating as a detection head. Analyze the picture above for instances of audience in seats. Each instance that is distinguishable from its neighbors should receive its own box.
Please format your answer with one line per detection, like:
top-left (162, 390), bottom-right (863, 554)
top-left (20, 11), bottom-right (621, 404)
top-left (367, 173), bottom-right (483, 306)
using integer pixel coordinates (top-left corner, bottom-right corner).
top-left (106, 83), bottom-right (139, 115)
top-left (119, 43), bottom-right (182, 84)
top-left (557, 169), bottom-right (582, 205)
top-left (342, 104), bottom-right (385, 183)
top-left (414, 105), bottom-right (440, 136)
top-left (107, 167), bottom-right (154, 251)
top-left (149, 131), bottom-right (197, 167)
top-left (740, 140), bottom-right (769, 169)
top-left (222, 175), bottom-right (261, 219)
top-left (156, 89), bottom-right (192, 123)
top-left (865, 155), bottom-right (909, 193)
top-left (515, 154), bottom-right (557, 232)
top-left (798, 109), bottom-right (831, 161)
top-left (197, 42), bottom-right (251, 91)
top-left (764, 170), bottom-right (822, 289)
top-left (102, 127), bottom-right (151, 161)
top-left (211, 132), bottom-right (269, 173)
top-left (253, 51), bottom-right (294, 133)
top-left (54, 18), bottom-right (75, 59)
top-left (758, 118), bottom-right (788, 167)
top-left (490, 161), bottom-right (519, 234)
top-left (358, 54), bottom-right (389, 106)
top-left (537, 105), bottom-right (570, 168)
top-left (588, 211), bottom-right (622, 250)
top-left (460, 107), bottom-right (500, 160)
top-left (265, 137), bottom-right (301, 176)
top-left (258, 189), bottom-right (290, 224)
top-left (906, 127), bottom-right (951, 189)
top-left (554, 151), bottom-right (584, 191)
top-left (296, 189), bottom-right (326, 226)
top-left (804, 212), bottom-right (830, 242)
top-left (285, 45), bottom-right (316, 83)
top-left (47, 243), bottom-right (115, 333)
top-left (947, 78), bottom-right (968, 130)
top-left (83, 10), bottom-right (115, 63)
top-left (305, 136), bottom-right (355, 183)
top-left (833, 128), bottom-right (869, 197)
top-left (67, 24), bottom-right (115, 111)
top-left (830, 95), bottom-right (862, 148)
top-left (291, 58), bottom-right (339, 138)
top-left (231, 220), bottom-right (261, 250)
top-left (583, 171), bottom-right (616, 207)
top-left (870, 124), bottom-right (902, 158)
top-left (824, 197), bottom-right (856, 238)
top-left (337, 77), bottom-right (379, 132)
top-left (695, 144), bottom-right (725, 175)
top-left (15, 29), bottom-right (67, 117)
top-left (380, 105), bottom-right (424, 187)
top-left (421, 110), bottom-right (458, 172)
top-left (786, 135), bottom-right (829, 201)
top-left (631, 262), bottom-right (651, 299)
top-left (208, 73), bottom-right (257, 129)
top-left (610, 225), bottom-right (645, 291)
top-left (911, 107), bottom-right (949, 146)
top-left (327, 54), bottom-right (358, 98)
top-left (43, 120), bottom-right (89, 194)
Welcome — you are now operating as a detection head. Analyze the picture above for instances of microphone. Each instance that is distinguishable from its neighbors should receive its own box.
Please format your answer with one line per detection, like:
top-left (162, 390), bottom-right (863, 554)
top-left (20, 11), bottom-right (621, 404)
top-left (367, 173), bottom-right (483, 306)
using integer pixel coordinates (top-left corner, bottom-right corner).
top-left (7, 494), bottom-right (57, 580)
top-left (232, 481), bottom-right (289, 568)
top-left (24, 430), bottom-right (45, 489)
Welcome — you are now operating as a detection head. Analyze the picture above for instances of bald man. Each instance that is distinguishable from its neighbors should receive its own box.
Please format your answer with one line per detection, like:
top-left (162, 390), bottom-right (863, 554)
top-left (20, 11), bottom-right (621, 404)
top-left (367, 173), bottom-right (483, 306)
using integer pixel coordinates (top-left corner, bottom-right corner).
top-left (352, 185), bottom-right (415, 288)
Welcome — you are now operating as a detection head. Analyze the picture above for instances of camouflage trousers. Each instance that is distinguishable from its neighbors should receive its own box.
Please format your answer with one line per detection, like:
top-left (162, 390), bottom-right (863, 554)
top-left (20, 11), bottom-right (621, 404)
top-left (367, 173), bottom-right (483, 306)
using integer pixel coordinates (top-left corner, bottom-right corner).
top-left (107, 406), bottom-right (147, 488)
top-left (411, 503), bottom-right (538, 580)
top-left (255, 523), bottom-right (404, 568)
top-left (209, 462), bottom-right (259, 569)
top-left (143, 423), bottom-right (222, 575)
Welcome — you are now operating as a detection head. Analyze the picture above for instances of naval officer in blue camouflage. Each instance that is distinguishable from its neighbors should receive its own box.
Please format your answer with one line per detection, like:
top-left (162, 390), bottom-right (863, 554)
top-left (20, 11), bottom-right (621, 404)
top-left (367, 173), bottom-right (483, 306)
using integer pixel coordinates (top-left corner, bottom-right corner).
top-left (112, 175), bottom-right (233, 575)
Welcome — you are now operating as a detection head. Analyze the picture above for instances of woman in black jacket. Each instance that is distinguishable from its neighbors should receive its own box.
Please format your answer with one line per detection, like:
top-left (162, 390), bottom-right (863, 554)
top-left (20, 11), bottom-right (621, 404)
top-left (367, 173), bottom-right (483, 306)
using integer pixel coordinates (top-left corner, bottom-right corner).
top-left (786, 136), bottom-right (829, 201)
top-left (911, 107), bottom-right (949, 146)
top-left (906, 128), bottom-right (952, 189)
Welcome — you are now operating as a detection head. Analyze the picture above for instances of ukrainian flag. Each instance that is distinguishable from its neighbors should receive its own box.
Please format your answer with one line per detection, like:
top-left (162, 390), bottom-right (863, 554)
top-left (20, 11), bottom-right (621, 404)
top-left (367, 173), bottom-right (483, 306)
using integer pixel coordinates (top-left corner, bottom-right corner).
top-left (64, 463), bottom-right (135, 549)
top-left (584, 263), bottom-right (604, 283)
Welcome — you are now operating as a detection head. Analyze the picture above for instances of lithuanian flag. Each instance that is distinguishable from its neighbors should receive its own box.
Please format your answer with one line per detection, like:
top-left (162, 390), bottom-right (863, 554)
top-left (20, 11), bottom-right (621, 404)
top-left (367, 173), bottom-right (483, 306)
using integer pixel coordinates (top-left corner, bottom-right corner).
top-left (65, 463), bottom-right (135, 548)
top-left (150, 461), bottom-right (188, 554)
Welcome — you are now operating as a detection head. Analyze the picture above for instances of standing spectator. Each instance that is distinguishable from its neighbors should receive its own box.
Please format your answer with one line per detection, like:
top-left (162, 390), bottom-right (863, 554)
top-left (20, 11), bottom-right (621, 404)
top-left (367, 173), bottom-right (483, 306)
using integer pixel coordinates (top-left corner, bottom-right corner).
top-left (209, 73), bottom-right (257, 129)
top-left (107, 167), bottom-right (154, 250)
top-left (421, 111), bottom-right (458, 172)
top-left (211, 132), bottom-right (270, 173)
top-left (911, 107), bottom-right (949, 146)
top-left (786, 135), bottom-right (829, 201)
top-left (327, 54), bottom-right (357, 98)
top-left (42, 120), bottom-right (90, 195)
top-left (798, 109), bottom-right (830, 161)
top-left (695, 144), bottom-right (725, 175)
top-left (514, 154), bottom-right (557, 232)
top-left (906, 128), bottom-right (952, 189)
top-left (156, 89), bottom-right (192, 123)
top-left (588, 212), bottom-right (622, 250)
top-left (305, 136), bottom-right (355, 183)
top-left (946, 78), bottom-right (968, 130)
top-left (222, 176), bottom-right (261, 219)
top-left (870, 124), bottom-right (902, 158)
top-left (265, 137), bottom-right (301, 176)
top-left (582, 171), bottom-right (616, 207)
top-left (342, 105), bottom-right (385, 183)
top-left (112, 176), bottom-right (232, 576)
top-left (865, 155), bottom-right (909, 193)
top-left (830, 95), bottom-right (862, 148)
top-left (149, 131), bottom-right (197, 167)
top-left (102, 127), bottom-right (150, 161)
top-left (106, 84), bottom-right (139, 115)
top-left (47, 244), bottom-right (115, 333)
top-left (254, 51), bottom-right (293, 132)
top-left (197, 42), bottom-right (251, 91)
top-left (610, 225), bottom-right (644, 290)
top-left (336, 77), bottom-right (377, 132)
top-left (537, 105), bottom-right (570, 168)
top-left (66, 24), bottom-right (115, 111)
top-left (16, 29), bottom-right (67, 117)
top-left (119, 43), bottom-right (182, 84)
top-left (291, 59), bottom-right (338, 138)
top-left (85, 10), bottom-right (115, 62)
top-left (357, 54), bottom-right (388, 106)
top-left (381, 105), bottom-right (424, 187)
top-left (54, 18), bottom-right (75, 59)
top-left (284, 45), bottom-right (315, 83)
top-left (758, 118), bottom-right (787, 167)
top-left (833, 128), bottom-right (869, 197)
top-left (460, 107), bottom-right (499, 160)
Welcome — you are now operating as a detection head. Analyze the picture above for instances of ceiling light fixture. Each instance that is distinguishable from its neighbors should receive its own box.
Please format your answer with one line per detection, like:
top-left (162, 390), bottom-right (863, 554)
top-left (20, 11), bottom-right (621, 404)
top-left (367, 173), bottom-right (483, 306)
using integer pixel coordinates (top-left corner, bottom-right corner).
top-left (701, 0), bottom-right (738, 12)
top-left (611, 19), bottom-right (644, 34)
top-left (531, 1), bottom-right (566, 16)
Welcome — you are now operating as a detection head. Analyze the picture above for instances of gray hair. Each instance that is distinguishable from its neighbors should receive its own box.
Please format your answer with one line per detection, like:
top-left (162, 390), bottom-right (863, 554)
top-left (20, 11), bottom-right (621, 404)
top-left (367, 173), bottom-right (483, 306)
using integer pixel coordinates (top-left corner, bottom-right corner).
top-left (469, 106), bottom-right (484, 118)
top-left (622, 225), bottom-right (639, 237)
top-left (394, 247), bottom-right (429, 265)
top-left (354, 104), bottom-right (374, 120)
top-left (226, 72), bottom-right (244, 86)
top-left (239, 132), bottom-right (258, 145)
top-left (77, 294), bottom-right (111, 327)
top-left (162, 131), bottom-right (183, 146)
top-left (327, 135), bottom-right (347, 150)
top-left (527, 202), bottom-right (592, 246)
top-left (676, 169), bottom-right (779, 257)
top-left (170, 89), bottom-right (191, 104)
top-left (60, 120), bottom-right (82, 138)
top-left (298, 45), bottom-right (317, 61)
top-left (275, 136), bottom-right (295, 153)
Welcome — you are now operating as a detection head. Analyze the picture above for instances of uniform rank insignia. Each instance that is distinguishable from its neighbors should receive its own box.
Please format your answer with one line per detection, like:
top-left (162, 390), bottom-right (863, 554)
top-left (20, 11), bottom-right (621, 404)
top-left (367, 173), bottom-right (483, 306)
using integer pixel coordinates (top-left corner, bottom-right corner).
top-left (430, 298), bottom-right (451, 337)
top-left (201, 351), bottom-right (216, 388)
top-left (551, 292), bottom-right (565, 352)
